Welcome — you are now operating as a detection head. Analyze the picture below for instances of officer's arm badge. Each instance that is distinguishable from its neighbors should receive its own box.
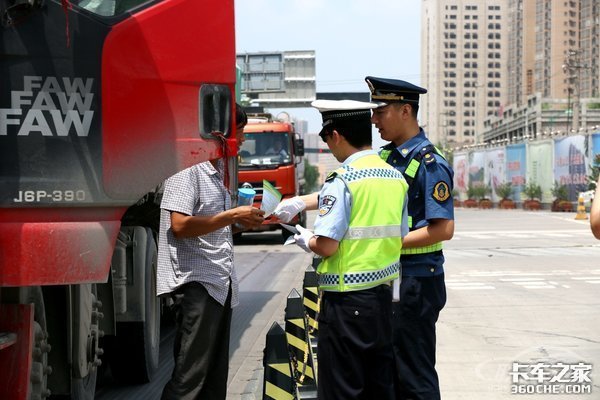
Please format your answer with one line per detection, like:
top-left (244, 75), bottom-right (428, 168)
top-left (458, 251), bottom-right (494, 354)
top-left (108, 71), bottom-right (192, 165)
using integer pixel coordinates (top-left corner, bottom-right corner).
top-left (319, 195), bottom-right (337, 217)
top-left (432, 181), bottom-right (450, 202)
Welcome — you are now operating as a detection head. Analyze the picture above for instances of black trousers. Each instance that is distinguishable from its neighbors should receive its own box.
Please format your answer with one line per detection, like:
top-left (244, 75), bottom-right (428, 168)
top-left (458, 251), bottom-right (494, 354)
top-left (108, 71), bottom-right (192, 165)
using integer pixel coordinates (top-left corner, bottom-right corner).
top-left (318, 285), bottom-right (395, 400)
top-left (161, 282), bottom-right (232, 400)
top-left (392, 274), bottom-right (446, 400)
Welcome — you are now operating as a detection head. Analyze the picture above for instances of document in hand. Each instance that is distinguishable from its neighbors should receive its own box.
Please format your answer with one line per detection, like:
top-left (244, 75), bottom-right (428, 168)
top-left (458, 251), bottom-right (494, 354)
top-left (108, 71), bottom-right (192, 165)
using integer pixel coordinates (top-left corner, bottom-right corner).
top-left (260, 179), bottom-right (282, 217)
top-left (280, 223), bottom-right (298, 245)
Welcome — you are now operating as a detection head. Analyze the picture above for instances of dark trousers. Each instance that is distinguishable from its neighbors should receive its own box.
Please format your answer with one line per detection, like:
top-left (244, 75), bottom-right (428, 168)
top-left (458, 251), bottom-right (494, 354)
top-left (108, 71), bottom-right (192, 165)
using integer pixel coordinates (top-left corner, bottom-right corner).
top-left (393, 274), bottom-right (446, 400)
top-left (161, 282), bottom-right (232, 400)
top-left (318, 285), bottom-right (395, 400)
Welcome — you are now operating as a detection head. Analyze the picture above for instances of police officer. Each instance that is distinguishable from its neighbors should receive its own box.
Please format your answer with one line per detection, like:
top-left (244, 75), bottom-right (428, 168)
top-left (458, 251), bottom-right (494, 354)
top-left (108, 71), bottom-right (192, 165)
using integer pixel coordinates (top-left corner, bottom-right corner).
top-left (292, 99), bottom-right (409, 400)
top-left (366, 76), bottom-right (454, 400)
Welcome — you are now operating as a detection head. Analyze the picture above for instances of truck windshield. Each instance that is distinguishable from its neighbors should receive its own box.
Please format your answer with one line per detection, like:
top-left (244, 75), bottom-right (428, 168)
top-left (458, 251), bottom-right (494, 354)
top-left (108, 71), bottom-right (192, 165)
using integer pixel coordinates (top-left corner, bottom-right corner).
top-left (73, 0), bottom-right (156, 17)
top-left (239, 133), bottom-right (291, 167)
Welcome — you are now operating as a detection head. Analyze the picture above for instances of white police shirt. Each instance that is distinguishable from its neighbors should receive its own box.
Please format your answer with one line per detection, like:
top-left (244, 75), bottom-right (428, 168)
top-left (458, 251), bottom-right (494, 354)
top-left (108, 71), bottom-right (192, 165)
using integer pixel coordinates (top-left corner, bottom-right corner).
top-left (314, 149), bottom-right (409, 241)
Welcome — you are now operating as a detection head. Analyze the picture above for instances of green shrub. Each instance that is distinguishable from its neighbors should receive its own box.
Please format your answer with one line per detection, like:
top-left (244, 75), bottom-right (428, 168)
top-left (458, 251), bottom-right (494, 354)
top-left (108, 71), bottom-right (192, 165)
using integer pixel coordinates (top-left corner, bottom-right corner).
top-left (523, 182), bottom-right (542, 200)
top-left (496, 182), bottom-right (513, 200)
top-left (551, 182), bottom-right (568, 201)
top-left (468, 183), bottom-right (491, 200)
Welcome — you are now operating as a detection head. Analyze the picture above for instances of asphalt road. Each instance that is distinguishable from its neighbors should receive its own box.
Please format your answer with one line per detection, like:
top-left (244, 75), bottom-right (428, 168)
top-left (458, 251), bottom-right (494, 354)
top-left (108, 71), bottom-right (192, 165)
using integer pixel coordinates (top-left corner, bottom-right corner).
top-left (439, 209), bottom-right (600, 399)
top-left (96, 209), bottom-right (600, 399)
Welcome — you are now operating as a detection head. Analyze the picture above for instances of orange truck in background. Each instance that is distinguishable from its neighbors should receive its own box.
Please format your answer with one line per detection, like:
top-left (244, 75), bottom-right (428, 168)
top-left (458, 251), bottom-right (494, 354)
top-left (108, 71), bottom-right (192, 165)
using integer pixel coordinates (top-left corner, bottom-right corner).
top-left (238, 113), bottom-right (306, 239)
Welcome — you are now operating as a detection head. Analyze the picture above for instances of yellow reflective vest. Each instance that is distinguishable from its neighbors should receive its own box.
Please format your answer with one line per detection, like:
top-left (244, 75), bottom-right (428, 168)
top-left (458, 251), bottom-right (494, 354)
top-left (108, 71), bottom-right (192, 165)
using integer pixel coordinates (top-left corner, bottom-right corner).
top-left (318, 153), bottom-right (408, 292)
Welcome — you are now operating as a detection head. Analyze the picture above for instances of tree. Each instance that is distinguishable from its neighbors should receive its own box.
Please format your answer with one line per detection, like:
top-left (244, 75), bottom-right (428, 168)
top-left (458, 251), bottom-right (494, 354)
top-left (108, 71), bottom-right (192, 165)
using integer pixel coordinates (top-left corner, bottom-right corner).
top-left (304, 160), bottom-right (319, 193)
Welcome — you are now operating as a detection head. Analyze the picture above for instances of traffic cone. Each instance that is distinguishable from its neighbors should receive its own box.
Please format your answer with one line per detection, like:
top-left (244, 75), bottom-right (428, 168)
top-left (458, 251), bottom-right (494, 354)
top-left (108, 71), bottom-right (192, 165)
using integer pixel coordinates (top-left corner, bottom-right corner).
top-left (575, 196), bottom-right (588, 220)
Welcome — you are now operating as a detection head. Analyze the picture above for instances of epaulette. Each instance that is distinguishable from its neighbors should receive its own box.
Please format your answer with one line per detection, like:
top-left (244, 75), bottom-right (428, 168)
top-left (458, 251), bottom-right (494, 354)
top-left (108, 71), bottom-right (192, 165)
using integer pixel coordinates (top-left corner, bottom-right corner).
top-left (325, 171), bottom-right (337, 182)
top-left (418, 145), bottom-right (437, 166)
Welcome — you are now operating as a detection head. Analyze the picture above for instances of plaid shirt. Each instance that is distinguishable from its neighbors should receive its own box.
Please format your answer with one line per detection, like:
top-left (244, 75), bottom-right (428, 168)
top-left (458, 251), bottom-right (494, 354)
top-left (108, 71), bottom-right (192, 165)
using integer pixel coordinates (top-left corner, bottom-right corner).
top-left (157, 161), bottom-right (238, 307)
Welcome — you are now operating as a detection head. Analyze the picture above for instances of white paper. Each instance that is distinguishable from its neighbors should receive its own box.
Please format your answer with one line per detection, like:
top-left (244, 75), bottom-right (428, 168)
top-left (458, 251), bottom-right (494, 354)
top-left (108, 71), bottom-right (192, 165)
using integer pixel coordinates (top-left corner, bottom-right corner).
top-left (260, 180), bottom-right (282, 217)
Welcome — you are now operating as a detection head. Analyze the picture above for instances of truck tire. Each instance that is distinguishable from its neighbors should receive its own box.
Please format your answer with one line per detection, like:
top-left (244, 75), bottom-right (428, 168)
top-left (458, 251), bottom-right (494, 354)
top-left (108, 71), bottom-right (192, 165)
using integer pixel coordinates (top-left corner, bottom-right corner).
top-left (70, 284), bottom-right (101, 400)
top-left (108, 227), bottom-right (160, 384)
top-left (233, 232), bottom-right (243, 243)
top-left (281, 227), bottom-right (294, 242)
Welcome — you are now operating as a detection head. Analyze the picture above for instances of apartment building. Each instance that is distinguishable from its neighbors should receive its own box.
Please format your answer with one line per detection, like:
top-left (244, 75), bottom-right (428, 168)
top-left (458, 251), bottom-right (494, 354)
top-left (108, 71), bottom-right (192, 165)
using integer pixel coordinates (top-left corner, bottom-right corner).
top-left (483, 0), bottom-right (600, 142)
top-left (421, 0), bottom-right (507, 146)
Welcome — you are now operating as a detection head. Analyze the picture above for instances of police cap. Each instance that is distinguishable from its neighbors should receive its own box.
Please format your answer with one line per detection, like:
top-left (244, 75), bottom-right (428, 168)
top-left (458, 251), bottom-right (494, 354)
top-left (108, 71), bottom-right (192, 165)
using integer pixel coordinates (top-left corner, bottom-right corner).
top-left (311, 100), bottom-right (377, 136)
top-left (365, 76), bottom-right (427, 105)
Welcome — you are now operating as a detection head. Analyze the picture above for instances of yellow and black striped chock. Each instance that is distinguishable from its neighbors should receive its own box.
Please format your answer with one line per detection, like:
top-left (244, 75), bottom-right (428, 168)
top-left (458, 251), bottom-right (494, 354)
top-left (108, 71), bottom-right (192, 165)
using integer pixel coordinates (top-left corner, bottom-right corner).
top-left (285, 289), bottom-right (317, 388)
top-left (263, 322), bottom-right (297, 400)
top-left (302, 265), bottom-right (319, 338)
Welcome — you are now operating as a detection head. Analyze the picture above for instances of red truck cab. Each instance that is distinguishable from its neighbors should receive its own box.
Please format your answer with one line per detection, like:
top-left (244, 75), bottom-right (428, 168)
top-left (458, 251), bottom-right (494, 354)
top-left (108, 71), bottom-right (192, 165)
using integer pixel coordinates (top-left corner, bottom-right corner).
top-left (238, 114), bottom-right (306, 239)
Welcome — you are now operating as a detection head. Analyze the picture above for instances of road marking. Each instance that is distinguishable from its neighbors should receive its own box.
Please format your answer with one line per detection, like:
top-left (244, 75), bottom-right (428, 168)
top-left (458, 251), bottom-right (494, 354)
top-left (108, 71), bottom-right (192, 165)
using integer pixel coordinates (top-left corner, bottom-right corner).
top-left (511, 281), bottom-right (553, 286)
top-left (523, 286), bottom-right (555, 289)
top-left (446, 282), bottom-right (496, 290)
top-left (499, 278), bottom-right (545, 282)
top-left (570, 277), bottom-right (600, 280)
top-left (455, 229), bottom-right (592, 236)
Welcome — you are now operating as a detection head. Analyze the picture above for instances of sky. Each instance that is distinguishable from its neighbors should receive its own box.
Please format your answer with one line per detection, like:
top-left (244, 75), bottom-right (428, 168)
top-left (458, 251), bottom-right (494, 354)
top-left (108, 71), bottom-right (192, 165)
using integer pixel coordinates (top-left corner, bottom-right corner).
top-left (234, 0), bottom-right (422, 147)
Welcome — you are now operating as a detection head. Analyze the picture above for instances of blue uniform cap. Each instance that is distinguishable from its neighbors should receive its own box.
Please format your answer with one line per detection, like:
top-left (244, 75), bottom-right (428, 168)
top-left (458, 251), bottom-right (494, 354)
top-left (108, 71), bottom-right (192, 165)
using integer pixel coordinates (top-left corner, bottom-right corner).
top-left (365, 76), bottom-right (427, 105)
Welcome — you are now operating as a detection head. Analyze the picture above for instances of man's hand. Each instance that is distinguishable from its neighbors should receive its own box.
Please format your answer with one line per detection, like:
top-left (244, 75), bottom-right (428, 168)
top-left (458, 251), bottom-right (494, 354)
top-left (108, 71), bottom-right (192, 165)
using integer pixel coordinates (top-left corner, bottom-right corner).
top-left (294, 225), bottom-right (315, 253)
top-left (232, 206), bottom-right (265, 229)
top-left (273, 197), bottom-right (306, 223)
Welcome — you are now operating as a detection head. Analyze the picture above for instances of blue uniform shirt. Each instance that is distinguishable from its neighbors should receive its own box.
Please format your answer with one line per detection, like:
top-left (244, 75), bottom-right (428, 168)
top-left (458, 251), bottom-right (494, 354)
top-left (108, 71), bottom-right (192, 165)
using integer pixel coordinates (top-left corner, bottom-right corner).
top-left (380, 129), bottom-right (454, 275)
top-left (314, 149), bottom-right (408, 241)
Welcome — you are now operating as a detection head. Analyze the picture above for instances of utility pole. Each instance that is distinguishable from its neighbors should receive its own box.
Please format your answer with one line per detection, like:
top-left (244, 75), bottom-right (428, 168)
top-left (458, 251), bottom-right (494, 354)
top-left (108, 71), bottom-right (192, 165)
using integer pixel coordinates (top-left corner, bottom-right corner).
top-left (562, 49), bottom-right (590, 133)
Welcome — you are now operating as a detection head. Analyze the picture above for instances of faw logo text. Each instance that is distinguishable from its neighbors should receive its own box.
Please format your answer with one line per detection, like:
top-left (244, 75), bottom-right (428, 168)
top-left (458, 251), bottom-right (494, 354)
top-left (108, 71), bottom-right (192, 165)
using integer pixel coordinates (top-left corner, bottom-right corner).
top-left (0, 76), bottom-right (95, 137)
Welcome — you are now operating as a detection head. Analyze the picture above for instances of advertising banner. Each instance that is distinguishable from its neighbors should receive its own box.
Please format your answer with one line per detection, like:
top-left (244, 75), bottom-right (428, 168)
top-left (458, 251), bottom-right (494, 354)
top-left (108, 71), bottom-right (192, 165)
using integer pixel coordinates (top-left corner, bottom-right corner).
top-left (506, 143), bottom-right (526, 201)
top-left (554, 135), bottom-right (588, 201)
top-left (468, 150), bottom-right (486, 187)
top-left (485, 148), bottom-right (506, 202)
top-left (453, 152), bottom-right (468, 200)
top-left (591, 132), bottom-right (600, 164)
top-left (527, 140), bottom-right (554, 202)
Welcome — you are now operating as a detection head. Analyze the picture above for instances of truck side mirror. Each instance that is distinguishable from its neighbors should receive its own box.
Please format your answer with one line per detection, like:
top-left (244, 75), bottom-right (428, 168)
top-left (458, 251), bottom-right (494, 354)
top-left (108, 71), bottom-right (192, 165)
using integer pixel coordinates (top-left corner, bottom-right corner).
top-left (294, 138), bottom-right (305, 157)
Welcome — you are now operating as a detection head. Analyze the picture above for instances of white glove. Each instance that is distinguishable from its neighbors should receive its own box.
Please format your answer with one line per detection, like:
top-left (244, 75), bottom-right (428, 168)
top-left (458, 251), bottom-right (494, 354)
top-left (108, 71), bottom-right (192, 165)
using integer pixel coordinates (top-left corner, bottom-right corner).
top-left (273, 197), bottom-right (306, 223)
top-left (294, 224), bottom-right (315, 253)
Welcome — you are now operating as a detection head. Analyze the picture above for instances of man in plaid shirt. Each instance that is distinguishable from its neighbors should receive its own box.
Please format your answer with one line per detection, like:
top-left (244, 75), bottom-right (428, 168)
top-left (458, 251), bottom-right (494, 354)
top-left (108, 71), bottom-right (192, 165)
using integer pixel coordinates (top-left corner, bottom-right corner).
top-left (158, 105), bottom-right (264, 400)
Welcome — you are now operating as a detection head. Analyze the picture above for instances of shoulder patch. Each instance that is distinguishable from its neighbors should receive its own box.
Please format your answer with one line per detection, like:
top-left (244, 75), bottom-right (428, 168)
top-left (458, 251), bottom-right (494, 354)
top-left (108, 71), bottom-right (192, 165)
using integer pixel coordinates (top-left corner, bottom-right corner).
top-left (432, 181), bottom-right (450, 202)
top-left (318, 195), bottom-right (337, 217)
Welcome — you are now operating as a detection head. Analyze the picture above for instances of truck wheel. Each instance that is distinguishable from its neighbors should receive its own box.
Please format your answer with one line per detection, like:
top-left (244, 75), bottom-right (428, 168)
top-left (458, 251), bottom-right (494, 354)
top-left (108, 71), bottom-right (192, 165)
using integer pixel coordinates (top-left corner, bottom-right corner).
top-left (108, 228), bottom-right (160, 383)
top-left (281, 227), bottom-right (294, 243)
top-left (233, 232), bottom-right (242, 243)
top-left (70, 284), bottom-right (102, 400)
top-left (299, 210), bottom-right (307, 228)
top-left (3, 287), bottom-right (52, 399)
